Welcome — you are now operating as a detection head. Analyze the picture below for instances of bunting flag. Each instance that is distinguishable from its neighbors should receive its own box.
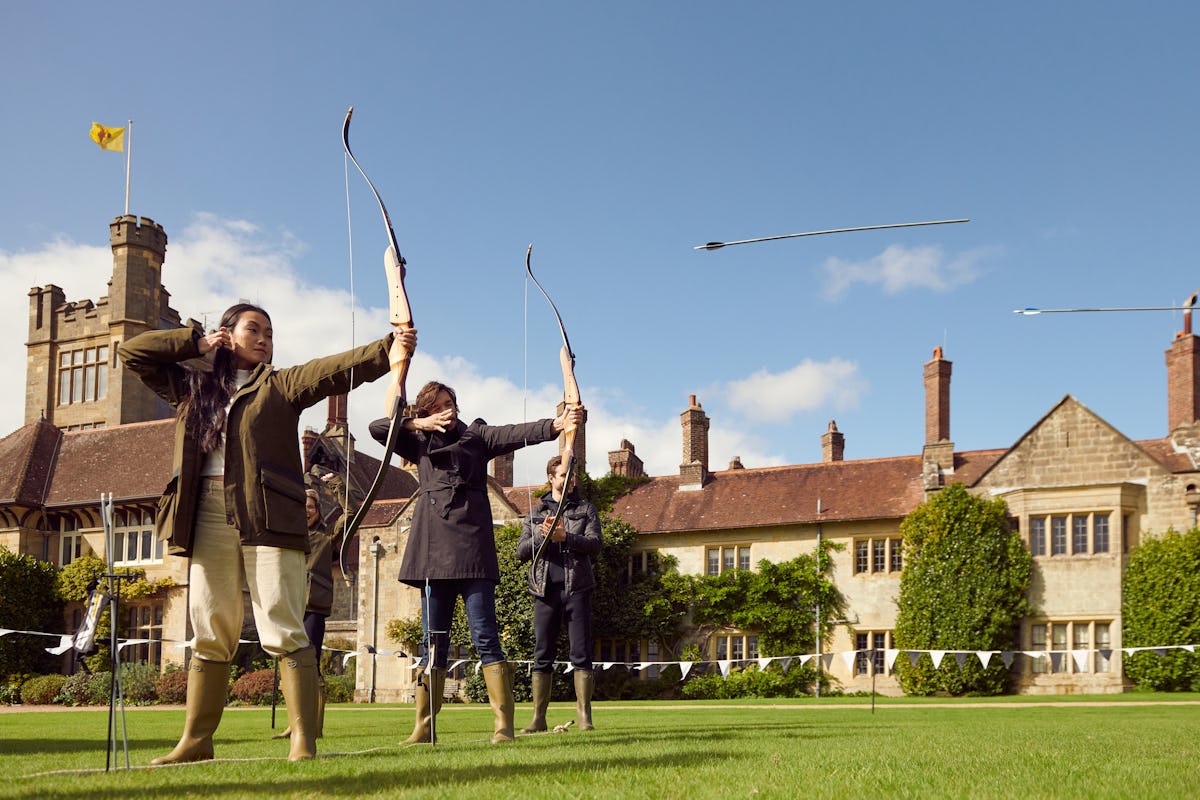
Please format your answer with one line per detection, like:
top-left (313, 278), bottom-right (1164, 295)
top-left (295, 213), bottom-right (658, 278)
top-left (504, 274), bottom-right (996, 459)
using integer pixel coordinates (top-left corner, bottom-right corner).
top-left (840, 649), bottom-right (858, 674)
top-left (717, 660), bottom-right (732, 677)
top-left (1071, 649), bottom-right (1091, 672)
top-left (1001, 651), bottom-right (1016, 668)
top-left (89, 122), bottom-right (125, 152)
top-left (953, 652), bottom-right (969, 669)
top-left (930, 650), bottom-right (947, 669)
top-left (907, 650), bottom-right (922, 667)
top-left (46, 635), bottom-right (74, 656)
top-left (679, 661), bottom-right (693, 681)
top-left (976, 651), bottom-right (996, 669)
top-left (757, 657), bottom-right (773, 671)
top-left (885, 649), bottom-right (901, 671)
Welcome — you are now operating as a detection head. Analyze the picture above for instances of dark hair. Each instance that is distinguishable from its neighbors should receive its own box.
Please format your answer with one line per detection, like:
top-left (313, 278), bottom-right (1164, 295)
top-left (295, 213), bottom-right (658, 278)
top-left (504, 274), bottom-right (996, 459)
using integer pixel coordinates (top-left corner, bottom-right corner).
top-left (305, 489), bottom-right (322, 515)
top-left (413, 381), bottom-right (458, 416)
top-left (546, 454), bottom-right (564, 478)
top-left (179, 303), bottom-right (270, 454)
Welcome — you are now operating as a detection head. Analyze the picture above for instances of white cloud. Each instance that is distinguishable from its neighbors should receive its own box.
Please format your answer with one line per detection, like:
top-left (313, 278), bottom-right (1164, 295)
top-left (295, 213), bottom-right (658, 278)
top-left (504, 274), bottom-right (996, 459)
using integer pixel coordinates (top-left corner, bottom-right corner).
top-left (821, 244), bottom-right (983, 300)
top-left (0, 216), bottom-right (806, 489)
top-left (722, 358), bottom-right (867, 424)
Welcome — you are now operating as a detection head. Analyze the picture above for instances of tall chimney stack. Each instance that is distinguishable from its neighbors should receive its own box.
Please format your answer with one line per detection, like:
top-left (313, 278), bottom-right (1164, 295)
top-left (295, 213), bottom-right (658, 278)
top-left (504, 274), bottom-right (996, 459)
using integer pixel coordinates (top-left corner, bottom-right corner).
top-left (922, 347), bottom-right (954, 488)
top-left (821, 420), bottom-right (844, 462)
top-left (679, 394), bottom-right (710, 489)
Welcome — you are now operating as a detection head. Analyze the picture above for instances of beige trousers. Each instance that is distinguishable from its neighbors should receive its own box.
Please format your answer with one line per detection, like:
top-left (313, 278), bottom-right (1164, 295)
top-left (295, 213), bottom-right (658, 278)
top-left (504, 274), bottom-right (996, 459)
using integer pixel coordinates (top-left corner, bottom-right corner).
top-left (189, 481), bottom-right (309, 661)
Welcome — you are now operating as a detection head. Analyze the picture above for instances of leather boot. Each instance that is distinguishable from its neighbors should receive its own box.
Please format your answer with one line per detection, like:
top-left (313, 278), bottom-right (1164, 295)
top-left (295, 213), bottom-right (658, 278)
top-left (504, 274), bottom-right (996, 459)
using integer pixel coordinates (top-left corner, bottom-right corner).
top-left (279, 647), bottom-right (320, 761)
top-left (150, 658), bottom-right (228, 765)
top-left (482, 661), bottom-right (515, 743)
top-left (520, 671), bottom-right (551, 733)
top-left (573, 669), bottom-right (594, 731)
top-left (402, 668), bottom-right (445, 745)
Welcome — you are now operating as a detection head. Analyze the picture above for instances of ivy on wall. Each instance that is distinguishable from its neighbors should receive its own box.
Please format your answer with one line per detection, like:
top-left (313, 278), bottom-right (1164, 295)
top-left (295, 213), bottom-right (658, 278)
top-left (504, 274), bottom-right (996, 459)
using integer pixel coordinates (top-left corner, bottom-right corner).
top-left (894, 484), bottom-right (1032, 696)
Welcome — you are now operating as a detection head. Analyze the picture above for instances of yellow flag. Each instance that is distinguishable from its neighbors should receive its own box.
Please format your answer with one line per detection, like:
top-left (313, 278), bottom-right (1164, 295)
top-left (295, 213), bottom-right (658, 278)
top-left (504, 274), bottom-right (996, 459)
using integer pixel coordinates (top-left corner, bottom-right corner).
top-left (90, 122), bottom-right (125, 152)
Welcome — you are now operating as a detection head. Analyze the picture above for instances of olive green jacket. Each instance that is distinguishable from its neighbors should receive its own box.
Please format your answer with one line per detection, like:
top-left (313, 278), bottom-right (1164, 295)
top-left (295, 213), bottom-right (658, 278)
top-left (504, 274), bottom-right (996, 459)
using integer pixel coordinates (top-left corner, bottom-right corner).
top-left (118, 328), bottom-right (393, 556)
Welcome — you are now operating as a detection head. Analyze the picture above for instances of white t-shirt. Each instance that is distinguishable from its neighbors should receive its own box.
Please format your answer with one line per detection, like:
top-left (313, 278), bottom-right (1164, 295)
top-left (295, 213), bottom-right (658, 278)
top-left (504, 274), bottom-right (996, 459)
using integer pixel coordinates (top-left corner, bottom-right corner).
top-left (201, 369), bottom-right (253, 478)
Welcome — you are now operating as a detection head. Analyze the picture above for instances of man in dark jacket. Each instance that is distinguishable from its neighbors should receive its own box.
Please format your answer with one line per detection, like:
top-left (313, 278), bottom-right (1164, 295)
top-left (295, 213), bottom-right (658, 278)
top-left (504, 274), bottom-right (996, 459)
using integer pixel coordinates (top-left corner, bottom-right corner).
top-left (516, 455), bottom-right (602, 732)
top-left (370, 380), bottom-right (583, 745)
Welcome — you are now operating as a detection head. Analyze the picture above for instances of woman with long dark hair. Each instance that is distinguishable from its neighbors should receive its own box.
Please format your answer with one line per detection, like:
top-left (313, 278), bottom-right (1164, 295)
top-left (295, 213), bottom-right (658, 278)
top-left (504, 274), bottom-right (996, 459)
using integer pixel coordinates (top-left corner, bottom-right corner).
top-left (369, 380), bottom-right (584, 745)
top-left (120, 303), bottom-right (414, 763)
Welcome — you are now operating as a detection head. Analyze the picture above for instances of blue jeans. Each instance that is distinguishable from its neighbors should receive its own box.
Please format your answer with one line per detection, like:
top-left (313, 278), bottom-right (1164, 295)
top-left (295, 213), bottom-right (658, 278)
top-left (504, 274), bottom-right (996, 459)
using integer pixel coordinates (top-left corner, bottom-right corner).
top-left (418, 579), bottom-right (505, 669)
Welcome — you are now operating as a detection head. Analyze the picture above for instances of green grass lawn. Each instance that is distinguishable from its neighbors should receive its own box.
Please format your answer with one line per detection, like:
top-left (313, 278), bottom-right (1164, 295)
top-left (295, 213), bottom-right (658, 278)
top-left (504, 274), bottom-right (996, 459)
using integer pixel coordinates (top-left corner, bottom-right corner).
top-left (3, 696), bottom-right (1200, 799)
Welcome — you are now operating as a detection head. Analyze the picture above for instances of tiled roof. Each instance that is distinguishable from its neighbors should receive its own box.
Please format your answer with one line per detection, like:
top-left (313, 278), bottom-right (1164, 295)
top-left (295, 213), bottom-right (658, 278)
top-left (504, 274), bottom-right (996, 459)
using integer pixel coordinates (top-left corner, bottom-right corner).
top-left (1134, 438), bottom-right (1196, 472)
top-left (612, 455), bottom-right (934, 534)
top-left (44, 419), bottom-right (175, 506)
top-left (0, 419), bottom-right (62, 506)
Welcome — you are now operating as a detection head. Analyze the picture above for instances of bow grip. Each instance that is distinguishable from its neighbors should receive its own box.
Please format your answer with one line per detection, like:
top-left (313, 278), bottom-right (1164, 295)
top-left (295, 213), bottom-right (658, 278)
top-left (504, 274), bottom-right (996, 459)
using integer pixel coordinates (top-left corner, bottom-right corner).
top-left (384, 245), bottom-right (412, 327)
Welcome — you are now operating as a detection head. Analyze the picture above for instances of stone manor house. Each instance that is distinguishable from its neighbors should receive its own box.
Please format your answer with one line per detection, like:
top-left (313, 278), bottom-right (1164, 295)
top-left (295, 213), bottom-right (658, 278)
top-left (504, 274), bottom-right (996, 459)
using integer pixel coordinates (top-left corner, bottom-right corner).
top-left (3, 214), bottom-right (1198, 697)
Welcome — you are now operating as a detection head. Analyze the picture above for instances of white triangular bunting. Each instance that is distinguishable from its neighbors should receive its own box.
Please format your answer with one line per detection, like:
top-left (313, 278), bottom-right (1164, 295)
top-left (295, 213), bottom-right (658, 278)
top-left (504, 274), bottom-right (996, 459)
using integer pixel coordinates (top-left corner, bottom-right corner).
top-left (45, 634), bottom-right (74, 655)
top-left (679, 661), bottom-right (693, 681)
top-left (976, 651), bottom-right (994, 669)
top-left (1071, 649), bottom-right (1090, 672)
top-left (798, 654), bottom-right (814, 667)
top-left (930, 650), bottom-right (947, 669)
top-left (885, 649), bottom-right (900, 671)
top-left (717, 660), bottom-right (732, 678)
top-left (841, 650), bottom-right (858, 674)
top-left (757, 657), bottom-right (772, 671)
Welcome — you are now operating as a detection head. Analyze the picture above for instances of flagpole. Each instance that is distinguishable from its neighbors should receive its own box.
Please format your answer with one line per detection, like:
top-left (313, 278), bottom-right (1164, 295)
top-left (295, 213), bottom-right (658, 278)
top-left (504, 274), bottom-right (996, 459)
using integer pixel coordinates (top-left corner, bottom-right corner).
top-left (124, 120), bottom-right (132, 216)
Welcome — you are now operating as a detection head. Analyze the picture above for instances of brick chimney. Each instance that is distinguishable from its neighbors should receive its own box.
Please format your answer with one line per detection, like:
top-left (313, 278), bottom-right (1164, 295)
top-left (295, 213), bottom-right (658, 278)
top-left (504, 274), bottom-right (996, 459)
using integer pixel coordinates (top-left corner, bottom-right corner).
top-left (302, 427), bottom-right (318, 472)
top-left (821, 420), bottom-right (844, 462)
top-left (922, 347), bottom-right (954, 488)
top-left (1166, 300), bottom-right (1200, 431)
top-left (679, 394), bottom-right (709, 489)
top-left (728, 456), bottom-right (745, 470)
top-left (489, 452), bottom-right (515, 487)
top-left (608, 439), bottom-right (646, 479)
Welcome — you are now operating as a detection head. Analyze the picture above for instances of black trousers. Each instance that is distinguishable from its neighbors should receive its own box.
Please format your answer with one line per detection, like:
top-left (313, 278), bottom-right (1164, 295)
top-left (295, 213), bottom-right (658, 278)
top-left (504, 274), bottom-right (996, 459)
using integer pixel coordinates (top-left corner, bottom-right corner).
top-left (531, 583), bottom-right (593, 672)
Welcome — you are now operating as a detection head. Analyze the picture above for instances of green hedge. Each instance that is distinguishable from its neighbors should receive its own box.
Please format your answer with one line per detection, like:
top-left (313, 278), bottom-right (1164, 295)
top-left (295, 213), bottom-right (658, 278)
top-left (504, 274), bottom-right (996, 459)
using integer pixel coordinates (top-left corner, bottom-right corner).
top-left (1123, 528), bottom-right (1200, 690)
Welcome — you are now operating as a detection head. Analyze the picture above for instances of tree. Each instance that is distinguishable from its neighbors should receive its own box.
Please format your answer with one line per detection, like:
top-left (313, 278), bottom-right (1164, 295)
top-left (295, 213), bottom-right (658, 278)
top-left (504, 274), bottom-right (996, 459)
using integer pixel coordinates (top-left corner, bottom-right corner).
top-left (691, 545), bottom-right (844, 658)
top-left (0, 546), bottom-right (63, 675)
top-left (894, 483), bottom-right (1032, 695)
top-left (1122, 527), bottom-right (1200, 690)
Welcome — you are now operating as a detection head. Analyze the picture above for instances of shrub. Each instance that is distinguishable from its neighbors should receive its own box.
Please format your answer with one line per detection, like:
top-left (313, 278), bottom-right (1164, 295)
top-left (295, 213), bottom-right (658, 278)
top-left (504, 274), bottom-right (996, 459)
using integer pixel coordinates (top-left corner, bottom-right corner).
top-left (86, 672), bottom-right (112, 705)
top-left (60, 671), bottom-right (93, 705)
top-left (20, 674), bottom-right (67, 704)
top-left (119, 661), bottom-right (160, 704)
top-left (0, 547), bottom-right (63, 676)
top-left (894, 484), bottom-right (1031, 696)
top-left (1, 674), bottom-right (29, 705)
top-left (156, 666), bottom-right (188, 704)
top-left (1122, 528), bottom-right (1200, 690)
top-left (325, 673), bottom-right (354, 703)
top-left (230, 668), bottom-right (280, 706)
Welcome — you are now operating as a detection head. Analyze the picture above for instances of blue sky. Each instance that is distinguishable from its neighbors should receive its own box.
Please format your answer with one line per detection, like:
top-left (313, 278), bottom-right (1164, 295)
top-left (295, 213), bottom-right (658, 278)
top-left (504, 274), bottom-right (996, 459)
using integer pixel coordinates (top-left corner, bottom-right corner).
top-left (3, 2), bottom-right (1199, 485)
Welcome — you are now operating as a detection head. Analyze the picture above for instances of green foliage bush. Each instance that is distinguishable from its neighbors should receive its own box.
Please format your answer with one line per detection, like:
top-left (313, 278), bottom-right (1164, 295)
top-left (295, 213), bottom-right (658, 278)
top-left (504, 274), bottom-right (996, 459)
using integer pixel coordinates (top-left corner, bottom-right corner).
top-left (680, 663), bottom-right (817, 699)
top-left (1, 674), bottom-right (29, 704)
top-left (230, 668), bottom-right (279, 705)
top-left (20, 673), bottom-right (66, 704)
top-left (60, 671), bottom-right (94, 705)
top-left (0, 546), bottom-right (63, 676)
top-left (325, 673), bottom-right (354, 703)
top-left (156, 665), bottom-right (188, 704)
top-left (119, 661), bottom-right (160, 704)
top-left (1123, 527), bottom-right (1200, 691)
top-left (894, 484), bottom-right (1032, 696)
top-left (85, 672), bottom-right (113, 705)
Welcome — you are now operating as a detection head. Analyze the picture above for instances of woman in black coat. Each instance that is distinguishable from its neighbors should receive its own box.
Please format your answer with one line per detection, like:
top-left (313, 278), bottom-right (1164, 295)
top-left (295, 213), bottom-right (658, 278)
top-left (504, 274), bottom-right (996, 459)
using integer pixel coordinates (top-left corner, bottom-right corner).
top-left (370, 380), bottom-right (583, 745)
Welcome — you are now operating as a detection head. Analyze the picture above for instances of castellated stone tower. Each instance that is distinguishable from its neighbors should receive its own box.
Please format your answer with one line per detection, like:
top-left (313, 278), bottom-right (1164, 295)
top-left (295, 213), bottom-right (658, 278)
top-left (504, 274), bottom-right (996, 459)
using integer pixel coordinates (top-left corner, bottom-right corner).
top-left (25, 215), bottom-right (189, 429)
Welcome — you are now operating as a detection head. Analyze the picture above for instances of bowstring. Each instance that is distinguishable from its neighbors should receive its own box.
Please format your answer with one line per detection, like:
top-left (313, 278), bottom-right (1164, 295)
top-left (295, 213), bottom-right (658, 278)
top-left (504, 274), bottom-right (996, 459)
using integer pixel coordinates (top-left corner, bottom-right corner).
top-left (341, 149), bottom-right (357, 577)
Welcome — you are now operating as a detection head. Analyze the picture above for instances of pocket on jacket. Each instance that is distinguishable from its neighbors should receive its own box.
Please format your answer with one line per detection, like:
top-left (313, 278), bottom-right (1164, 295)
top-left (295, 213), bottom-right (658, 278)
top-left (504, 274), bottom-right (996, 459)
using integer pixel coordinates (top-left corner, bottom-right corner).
top-left (260, 464), bottom-right (307, 534)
